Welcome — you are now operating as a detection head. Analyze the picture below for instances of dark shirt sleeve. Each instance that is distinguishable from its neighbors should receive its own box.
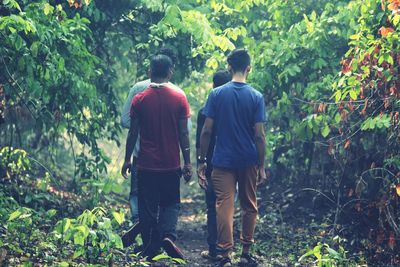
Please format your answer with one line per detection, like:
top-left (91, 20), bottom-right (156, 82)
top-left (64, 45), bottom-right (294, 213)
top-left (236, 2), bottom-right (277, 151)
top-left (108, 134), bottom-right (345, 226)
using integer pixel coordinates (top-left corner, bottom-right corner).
top-left (203, 91), bottom-right (217, 119)
top-left (196, 108), bottom-right (205, 149)
top-left (254, 95), bottom-right (267, 123)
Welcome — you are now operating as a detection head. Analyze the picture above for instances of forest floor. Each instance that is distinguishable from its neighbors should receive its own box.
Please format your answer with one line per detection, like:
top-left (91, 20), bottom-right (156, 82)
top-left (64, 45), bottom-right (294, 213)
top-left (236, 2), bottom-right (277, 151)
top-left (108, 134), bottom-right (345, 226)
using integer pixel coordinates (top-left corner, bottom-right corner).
top-left (168, 194), bottom-right (269, 267)
top-left (173, 186), bottom-right (278, 267)
top-left (1, 172), bottom-right (370, 267)
top-left (177, 197), bottom-right (217, 267)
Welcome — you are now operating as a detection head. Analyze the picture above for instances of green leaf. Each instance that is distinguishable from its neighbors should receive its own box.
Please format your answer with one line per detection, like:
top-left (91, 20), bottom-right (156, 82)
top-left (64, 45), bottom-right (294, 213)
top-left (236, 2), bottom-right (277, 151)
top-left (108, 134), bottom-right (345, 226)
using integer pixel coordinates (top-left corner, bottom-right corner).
top-left (112, 211), bottom-right (124, 225)
top-left (152, 254), bottom-right (170, 261)
top-left (172, 258), bottom-right (187, 264)
top-left (58, 57), bottom-right (65, 71)
top-left (361, 118), bottom-right (371, 130)
top-left (334, 90), bottom-right (342, 102)
top-left (334, 113), bottom-right (341, 124)
top-left (299, 248), bottom-right (315, 262)
top-left (43, 3), bottom-right (54, 15)
top-left (64, 218), bottom-right (71, 233)
top-left (30, 42), bottom-right (39, 57)
top-left (386, 54), bottom-right (394, 65)
top-left (393, 15), bottom-right (400, 26)
top-left (46, 209), bottom-right (57, 217)
top-left (73, 248), bottom-right (84, 259)
top-left (73, 233), bottom-right (85, 246)
top-left (349, 90), bottom-right (357, 100)
top-left (8, 210), bottom-right (22, 221)
top-left (206, 57), bottom-right (218, 70)
top-left (378, 55), bottom-right (385, 65)
top-left (321, 125), bottom-right (330, 138)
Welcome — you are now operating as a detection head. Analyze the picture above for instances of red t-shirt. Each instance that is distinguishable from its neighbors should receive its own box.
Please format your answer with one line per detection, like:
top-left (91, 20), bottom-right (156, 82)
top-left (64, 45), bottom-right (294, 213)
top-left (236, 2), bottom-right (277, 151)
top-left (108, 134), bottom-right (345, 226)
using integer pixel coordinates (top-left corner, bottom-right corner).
top-left (130, 85), bottom-right (190, 171)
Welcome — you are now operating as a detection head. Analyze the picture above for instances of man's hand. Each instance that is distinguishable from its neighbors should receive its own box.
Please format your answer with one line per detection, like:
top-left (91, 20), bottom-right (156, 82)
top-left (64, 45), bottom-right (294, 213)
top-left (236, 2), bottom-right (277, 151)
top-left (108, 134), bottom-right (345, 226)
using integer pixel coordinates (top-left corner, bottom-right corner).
top-left (257, 165), bottom-right (267, 186)
top-left (121, 160), bottom-right (132, 179)
top-left (197, 163), bottom-right (208, 190)
top-left (182, 164), bottom-right (193, 183)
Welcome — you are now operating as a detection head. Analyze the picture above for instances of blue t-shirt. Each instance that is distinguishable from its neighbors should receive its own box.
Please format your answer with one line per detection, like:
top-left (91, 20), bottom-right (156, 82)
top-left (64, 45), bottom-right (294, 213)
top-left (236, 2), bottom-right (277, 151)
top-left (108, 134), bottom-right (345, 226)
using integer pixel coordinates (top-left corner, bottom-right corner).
top-left (203, 81), bottom-right (266, 169)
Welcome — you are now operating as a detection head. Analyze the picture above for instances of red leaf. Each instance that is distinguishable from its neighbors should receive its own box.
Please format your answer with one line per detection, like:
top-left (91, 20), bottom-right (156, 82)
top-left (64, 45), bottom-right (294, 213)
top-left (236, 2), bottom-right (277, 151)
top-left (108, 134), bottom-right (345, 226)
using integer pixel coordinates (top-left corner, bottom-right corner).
top-left (317, 103), bottom-right (327, 113)
top-left (388, 232), bottom-right (396, 250)
top-left (327, 141), bottom-right (334, 156)
top-left (341, 59), bottom-right (353, 74)
top-left (354, 202), bottom-right (362, 212)
top-left (340, 109), bottom-right (348, 121)
top-left (376, 230), bottom-right (385, 244)
top-left (344, 139), bottom-right (351, 149)
top-left (348, 188), bottom-right (354, 197)
top-left (380, 27), bottom-right (395, 37)
top-left (384, 99), bottom-right (391, 109)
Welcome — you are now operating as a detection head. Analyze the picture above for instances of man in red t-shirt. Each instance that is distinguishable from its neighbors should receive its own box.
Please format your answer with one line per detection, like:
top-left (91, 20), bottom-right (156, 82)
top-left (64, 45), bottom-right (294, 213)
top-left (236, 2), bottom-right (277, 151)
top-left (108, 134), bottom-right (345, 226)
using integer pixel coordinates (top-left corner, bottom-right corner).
top-left (122, 54), bottom-right (192, 260)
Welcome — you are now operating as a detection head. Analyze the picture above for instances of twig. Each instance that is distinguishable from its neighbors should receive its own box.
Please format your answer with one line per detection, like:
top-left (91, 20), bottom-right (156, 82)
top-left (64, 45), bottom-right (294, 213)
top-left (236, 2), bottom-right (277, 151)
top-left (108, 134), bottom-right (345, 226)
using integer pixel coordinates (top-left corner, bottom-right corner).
top-left (297, 188), bottom-right (336, 204)
top-left (0, 56), bottom-right (36, 119)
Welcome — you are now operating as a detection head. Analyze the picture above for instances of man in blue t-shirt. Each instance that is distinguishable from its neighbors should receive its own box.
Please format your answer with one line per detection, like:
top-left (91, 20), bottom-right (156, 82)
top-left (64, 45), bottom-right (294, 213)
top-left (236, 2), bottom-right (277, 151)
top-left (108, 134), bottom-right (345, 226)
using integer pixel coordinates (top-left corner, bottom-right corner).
top-left (198, 49), bottom-right (267, 267)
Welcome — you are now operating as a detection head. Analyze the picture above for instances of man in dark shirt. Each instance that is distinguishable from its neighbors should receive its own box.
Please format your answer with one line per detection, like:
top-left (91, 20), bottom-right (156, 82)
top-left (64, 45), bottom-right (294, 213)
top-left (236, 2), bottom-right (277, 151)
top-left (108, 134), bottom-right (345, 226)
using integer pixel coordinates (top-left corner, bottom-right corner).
top-left (198, 49), bottom-right (267, 267)
top-left (196, 70), bottom-right (232, 261)
top-left (122, 54), bottom-right (192, 260)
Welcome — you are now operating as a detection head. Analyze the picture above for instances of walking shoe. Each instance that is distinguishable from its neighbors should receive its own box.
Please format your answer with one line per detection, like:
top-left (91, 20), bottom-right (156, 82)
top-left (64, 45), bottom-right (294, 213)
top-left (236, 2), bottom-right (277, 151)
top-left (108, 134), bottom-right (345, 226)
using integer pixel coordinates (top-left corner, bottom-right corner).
top-left (161, 237), bottom-right (184, 259)
top-left (121, 222), bottom-right (140, 248)
top-left (239, 253), bottom-right (258, 267)
top-left (215, 257), bottom-right (232, 267)
top-left (200, 250), bottom-right (223, 261)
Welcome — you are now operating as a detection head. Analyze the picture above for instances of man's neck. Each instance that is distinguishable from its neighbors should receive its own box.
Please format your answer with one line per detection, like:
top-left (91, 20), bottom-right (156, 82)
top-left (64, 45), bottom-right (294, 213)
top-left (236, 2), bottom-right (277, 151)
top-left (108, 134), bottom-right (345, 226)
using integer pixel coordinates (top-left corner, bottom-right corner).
top-left (151, 78), bottom-right (169, 84)
top-left (231, 72), bottom-right (247, 83)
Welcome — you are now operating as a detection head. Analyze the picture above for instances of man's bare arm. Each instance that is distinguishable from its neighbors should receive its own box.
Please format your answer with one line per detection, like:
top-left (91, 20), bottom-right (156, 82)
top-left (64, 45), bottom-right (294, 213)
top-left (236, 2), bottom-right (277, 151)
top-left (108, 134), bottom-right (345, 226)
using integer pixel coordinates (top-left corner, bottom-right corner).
top-left (255, 122), bottom-right (266, 183)
top-left (178, 118), bottom-right (191, 165)
top-left (197, 117), bottom-right (214, 189)
top-left (122, 117), bottom-right (139, 178)
top-left (199, 118), bottom-right (214, 160)
top-left (179, 118), bottom-right (192, 182)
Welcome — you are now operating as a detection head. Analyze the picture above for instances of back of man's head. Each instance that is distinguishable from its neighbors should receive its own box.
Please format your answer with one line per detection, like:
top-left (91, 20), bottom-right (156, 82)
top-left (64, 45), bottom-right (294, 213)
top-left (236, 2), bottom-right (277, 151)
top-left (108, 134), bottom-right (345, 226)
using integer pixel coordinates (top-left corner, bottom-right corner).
top-left (150, 54), bottom-right (173, 80)
top-left (157, 46), bottom-right (177, 66)
top-left (213, 70), bottom-right (232, 88)
top-left (227, 49), bottom-right (251, 73)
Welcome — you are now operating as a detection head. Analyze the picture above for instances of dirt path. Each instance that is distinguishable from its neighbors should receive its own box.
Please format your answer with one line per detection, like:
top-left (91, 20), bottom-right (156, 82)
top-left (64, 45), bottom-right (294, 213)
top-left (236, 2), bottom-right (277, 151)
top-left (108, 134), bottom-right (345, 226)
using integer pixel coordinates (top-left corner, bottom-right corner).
top-left (176, 197), bottom-right (215, 267)
top-left (174, 191), bottom-right (272, 267)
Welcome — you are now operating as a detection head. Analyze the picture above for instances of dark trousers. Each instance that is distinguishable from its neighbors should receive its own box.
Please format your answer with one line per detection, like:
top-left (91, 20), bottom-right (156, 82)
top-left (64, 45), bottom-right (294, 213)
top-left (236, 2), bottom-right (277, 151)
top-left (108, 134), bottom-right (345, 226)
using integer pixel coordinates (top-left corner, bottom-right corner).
top-left (137, 169), bottom-right (181, 256)
top-left (129, 164), bottom-right (139, 222)
top-left (205, 175), bottom-right (217, 254)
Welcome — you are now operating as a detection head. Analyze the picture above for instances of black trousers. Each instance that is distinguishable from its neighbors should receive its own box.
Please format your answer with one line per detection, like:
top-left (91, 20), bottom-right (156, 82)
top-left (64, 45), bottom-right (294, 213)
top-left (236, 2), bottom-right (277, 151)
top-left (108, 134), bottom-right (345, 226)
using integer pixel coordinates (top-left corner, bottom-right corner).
top-left (137, 169), bottom-right (181, 256)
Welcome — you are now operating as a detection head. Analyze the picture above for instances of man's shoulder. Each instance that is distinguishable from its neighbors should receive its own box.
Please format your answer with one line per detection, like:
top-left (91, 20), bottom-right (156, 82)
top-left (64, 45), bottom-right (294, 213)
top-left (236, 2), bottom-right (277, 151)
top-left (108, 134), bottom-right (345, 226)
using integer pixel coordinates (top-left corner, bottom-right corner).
top-left (130, 79), bottom-right (151, 94)
top-left (166, 82), bottom-right (186, 96)
top-left (211, 82), bottom-right (232, 96)
top-left (132, 86), bottom-right (150, 101)
top-left (247, 85), bottom-right (263, 97)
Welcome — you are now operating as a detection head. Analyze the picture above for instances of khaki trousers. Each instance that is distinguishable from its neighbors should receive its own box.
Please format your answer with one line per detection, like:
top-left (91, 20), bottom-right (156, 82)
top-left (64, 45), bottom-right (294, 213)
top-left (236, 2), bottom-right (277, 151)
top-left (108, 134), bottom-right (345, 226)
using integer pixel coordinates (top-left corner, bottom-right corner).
top-left (211, 166), bottom-right (258, 252)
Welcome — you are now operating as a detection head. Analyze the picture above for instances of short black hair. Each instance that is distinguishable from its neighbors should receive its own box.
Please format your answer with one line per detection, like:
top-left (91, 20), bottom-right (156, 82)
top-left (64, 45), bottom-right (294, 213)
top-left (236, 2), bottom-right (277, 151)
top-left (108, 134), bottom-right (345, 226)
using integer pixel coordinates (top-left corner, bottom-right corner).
top-left (150, 54), bottom-right (173, 79)
top-left (227, 49), bottom-right (251, 73)
top-left (213, 70), bottom-right (232, 88)
top-left (157, 46), bottom-right (177, 65)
